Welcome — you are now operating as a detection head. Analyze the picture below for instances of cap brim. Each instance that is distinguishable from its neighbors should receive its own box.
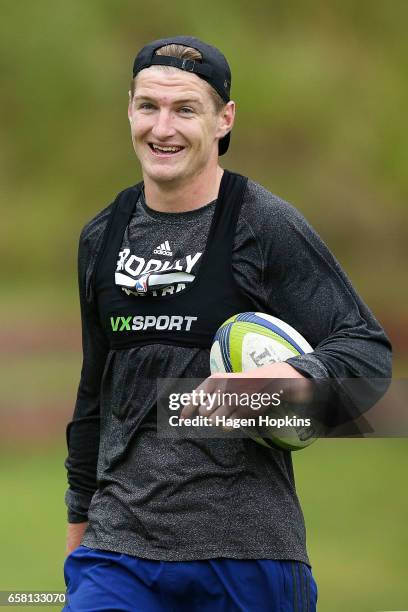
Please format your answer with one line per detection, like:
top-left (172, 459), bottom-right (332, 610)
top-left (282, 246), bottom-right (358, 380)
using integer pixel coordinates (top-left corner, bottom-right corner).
top-left (218, 132), bottom-right (231, 156)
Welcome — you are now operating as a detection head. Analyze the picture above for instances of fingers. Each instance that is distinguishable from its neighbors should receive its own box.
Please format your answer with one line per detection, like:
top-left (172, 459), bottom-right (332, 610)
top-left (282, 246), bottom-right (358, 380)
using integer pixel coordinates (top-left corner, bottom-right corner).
top-left (179, 373), bottom-right (231, 421)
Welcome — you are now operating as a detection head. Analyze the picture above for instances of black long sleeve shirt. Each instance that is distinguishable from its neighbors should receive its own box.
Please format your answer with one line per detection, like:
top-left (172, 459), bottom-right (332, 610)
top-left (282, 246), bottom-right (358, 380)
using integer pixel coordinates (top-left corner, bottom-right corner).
top-left (65, 177), bottom-right (392, 564)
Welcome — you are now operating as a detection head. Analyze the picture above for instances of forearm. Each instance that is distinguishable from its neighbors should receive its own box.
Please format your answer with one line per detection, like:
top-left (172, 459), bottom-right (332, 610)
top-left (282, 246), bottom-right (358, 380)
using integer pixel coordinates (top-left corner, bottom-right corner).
top-left (239, 362), bottom-right (306, 379)
top-left (234, 361), bottom-right (314, 404)
top-left (66, 522), bottom-right (88, 556)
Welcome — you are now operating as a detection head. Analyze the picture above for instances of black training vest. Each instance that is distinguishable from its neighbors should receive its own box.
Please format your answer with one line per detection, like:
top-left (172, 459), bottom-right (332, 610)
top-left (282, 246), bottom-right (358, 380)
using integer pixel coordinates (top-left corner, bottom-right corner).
top-left (94, 170), bottom-right (254, 350)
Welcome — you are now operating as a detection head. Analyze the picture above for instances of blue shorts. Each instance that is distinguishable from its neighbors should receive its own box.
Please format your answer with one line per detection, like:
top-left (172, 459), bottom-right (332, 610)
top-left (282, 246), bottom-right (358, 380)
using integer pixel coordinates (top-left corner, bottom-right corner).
top-left (63, 545), bottom-right (317, 611)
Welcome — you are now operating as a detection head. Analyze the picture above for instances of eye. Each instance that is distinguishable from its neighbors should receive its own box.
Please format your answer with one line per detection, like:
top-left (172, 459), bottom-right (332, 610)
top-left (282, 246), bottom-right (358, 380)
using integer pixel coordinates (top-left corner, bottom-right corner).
top-left (138, 102), bottom-right (155, 110)
top-left (179, 107), bottom-right (194, 114)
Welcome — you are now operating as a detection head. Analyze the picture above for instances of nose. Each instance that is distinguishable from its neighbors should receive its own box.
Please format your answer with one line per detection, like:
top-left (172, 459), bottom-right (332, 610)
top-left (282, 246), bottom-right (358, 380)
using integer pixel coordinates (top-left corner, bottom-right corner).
top-left (151, 109), bottom-right (176, 141)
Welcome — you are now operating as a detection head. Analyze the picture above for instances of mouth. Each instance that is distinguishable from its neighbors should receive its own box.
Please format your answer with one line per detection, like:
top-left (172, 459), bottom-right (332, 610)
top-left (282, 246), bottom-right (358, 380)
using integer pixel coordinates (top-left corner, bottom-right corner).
top-left (148, 143), bottom-right (185, 157)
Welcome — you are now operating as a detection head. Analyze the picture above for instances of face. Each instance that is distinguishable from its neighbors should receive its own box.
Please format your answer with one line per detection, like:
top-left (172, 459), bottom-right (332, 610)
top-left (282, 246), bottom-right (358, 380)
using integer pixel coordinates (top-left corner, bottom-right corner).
top-left (128, 67), bottom-right (234, 185)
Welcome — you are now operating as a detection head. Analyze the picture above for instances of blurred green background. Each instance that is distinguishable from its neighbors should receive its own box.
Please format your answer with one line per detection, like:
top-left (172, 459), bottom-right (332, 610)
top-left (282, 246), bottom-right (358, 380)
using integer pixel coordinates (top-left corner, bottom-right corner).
top-left (0, 1), bottom-right (407, 610)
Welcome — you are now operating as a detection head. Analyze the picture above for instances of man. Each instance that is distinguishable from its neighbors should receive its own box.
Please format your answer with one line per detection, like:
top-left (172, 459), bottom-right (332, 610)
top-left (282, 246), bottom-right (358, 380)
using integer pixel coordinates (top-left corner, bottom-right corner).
top-left (63, 36), bottom-right (391, 611)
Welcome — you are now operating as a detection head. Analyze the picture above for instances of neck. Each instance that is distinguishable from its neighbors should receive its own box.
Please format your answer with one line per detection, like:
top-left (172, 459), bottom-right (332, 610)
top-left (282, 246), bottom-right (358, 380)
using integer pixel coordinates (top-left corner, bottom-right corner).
top-left (143, 165), bottom-right (224, 213)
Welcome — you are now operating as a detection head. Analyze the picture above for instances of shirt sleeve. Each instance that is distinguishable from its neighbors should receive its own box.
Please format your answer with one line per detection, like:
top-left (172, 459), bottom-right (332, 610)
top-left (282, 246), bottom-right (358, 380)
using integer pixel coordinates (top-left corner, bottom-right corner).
top-left (233, 182), bottom-right (392, 420)
top-left (64, 220), bottom-right (110, 523)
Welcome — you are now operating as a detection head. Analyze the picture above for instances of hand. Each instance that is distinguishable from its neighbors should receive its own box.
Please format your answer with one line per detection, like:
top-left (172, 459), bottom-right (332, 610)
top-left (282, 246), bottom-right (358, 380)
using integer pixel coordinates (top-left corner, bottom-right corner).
top-left (179, 363), bottom-right (312, 428)
top-left (66, 522), bottom-right (88, 556)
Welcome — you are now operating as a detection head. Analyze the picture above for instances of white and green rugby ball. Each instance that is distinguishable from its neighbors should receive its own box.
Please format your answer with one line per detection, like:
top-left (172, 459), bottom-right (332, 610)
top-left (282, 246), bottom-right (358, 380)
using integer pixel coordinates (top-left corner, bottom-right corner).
top-left (210, 312), bottom-right (317, 451)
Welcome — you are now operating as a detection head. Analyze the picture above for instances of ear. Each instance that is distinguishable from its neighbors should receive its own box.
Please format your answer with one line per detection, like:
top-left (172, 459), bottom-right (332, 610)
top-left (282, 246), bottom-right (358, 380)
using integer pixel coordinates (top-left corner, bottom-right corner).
top-left (216, 101), bottom-right (235, 139)
top-left (128, 90), bottom-right (133, 123)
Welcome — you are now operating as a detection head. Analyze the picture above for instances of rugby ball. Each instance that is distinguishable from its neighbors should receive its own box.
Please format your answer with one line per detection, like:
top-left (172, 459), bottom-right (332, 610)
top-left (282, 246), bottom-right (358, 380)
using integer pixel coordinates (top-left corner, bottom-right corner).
top-left (210, 312), bottom-right (317, 451)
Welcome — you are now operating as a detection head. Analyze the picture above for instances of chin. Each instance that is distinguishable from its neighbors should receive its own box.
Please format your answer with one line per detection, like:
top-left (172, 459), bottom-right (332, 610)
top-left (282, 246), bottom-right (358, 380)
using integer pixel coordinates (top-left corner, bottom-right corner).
top-left (143, 160), bottom-right (193, 184)
top-left (145, 167), bottom-right (183, 184)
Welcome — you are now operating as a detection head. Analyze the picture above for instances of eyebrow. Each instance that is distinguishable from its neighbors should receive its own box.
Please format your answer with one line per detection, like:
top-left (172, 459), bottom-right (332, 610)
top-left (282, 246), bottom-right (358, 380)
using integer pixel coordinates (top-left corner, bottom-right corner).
top-left (133, 94), bottom-right (205, 110)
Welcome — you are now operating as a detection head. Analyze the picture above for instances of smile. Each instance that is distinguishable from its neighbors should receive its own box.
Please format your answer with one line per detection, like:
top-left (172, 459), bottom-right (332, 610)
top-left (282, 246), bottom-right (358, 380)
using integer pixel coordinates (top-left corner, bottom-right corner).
top-left (148, 143), bottom-right (185, 156)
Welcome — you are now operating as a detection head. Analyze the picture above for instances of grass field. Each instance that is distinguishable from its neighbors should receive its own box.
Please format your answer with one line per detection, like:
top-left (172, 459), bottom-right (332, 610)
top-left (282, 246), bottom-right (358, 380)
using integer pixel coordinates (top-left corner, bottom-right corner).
top-left (0, 446), bottom-right (67, 611)
top-left (0, 440), bottom-right (407, 611)
top-left (294, 438), bottom-right (408, 611)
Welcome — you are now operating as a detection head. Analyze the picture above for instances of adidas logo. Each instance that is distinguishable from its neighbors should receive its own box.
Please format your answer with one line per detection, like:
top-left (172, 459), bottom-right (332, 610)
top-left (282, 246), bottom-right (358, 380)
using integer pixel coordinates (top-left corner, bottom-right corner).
top-left (153, 240), bottom-right (173, 257)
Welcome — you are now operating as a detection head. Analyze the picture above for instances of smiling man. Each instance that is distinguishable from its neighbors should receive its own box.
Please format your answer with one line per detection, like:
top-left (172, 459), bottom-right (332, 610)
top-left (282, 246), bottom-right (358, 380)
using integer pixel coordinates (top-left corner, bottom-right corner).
top-left (63, 36), bottom-right (391, 611)
top-left (130, 68), bottom-right (232, 193)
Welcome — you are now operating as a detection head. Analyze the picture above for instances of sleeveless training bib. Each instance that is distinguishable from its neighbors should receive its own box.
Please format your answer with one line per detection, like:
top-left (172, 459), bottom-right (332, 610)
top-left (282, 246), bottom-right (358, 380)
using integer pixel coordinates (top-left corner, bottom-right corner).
top-left (94, 170), bottom-right (254, 350)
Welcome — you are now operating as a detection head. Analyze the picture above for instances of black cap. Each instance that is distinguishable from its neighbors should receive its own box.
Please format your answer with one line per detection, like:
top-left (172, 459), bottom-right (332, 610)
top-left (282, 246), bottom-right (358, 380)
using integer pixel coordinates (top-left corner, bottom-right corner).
top-left (132, 36), bottom-right (232, 155)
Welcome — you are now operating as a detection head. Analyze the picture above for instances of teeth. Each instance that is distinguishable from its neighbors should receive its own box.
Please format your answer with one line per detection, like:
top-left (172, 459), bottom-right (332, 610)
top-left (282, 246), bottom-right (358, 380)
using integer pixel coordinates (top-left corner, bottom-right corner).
top-left (152, 144), bottom-right (182, 152)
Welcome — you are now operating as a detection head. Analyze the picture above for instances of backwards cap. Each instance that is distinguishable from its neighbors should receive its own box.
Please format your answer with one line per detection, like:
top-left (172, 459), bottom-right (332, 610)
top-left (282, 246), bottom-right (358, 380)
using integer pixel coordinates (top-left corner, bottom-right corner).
top-left (132, 36), bottom-right (232, 155)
